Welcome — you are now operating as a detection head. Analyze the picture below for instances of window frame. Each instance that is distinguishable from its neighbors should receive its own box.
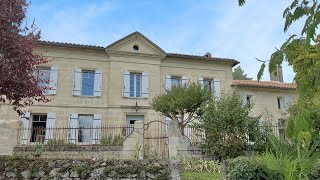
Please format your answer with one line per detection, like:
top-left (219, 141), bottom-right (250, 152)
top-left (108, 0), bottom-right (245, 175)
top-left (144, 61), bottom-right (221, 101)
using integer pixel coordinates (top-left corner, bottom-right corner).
top-left (81, 70), bottom-right (95, 96)
top-left (203, 78), bottom-right (213, 92)
top-left (277, 97), bottom-right (283, 109)
top-left (129, 72), bottom-right (142, 98)
top-left (30, 114), bottom-right (47, 143)
top-left (36, 67), bottom-right (51, 94)
top-left (171, 76), bottom-right (182, 87)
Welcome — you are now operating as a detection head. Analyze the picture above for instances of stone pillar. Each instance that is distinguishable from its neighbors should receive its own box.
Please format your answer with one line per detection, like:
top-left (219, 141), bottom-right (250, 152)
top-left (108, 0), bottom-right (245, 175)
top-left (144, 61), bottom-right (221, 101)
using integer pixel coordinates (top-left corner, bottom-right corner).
top-left (168, 120), bottom-right (190, 158)
top-left (0, 121), bottom-right (19, 155)
top-left (122, 121), bottom-right (144, 159)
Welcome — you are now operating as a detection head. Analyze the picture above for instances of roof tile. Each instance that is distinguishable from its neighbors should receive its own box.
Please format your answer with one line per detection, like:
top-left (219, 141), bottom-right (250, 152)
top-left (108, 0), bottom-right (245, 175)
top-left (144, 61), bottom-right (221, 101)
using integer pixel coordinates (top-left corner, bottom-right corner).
top-left (232, 80), bottom-right (296, 90)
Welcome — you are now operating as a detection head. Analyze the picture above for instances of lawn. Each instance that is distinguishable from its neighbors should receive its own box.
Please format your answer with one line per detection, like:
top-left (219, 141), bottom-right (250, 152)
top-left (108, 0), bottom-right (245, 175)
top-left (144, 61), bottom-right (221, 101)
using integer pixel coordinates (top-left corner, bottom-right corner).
top-left (181, 172), bottom-right (221, 180)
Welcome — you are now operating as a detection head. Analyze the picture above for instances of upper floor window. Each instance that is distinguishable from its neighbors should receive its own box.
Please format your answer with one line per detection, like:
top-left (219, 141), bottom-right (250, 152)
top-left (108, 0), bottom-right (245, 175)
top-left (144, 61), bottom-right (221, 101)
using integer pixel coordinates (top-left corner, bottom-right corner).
top-left (37, 67), bottom-right (51, 94)
top-left (165, 75), bottom-right (189, 91)
top-left (73, 68), bottom-right (102, 97)
top-left (123, 71), bottom-right (149, 98)
top-left (246, 95), bottom-right (252, 105)
top-left (277, 97), bottom-right (283, 109)
top-left (171, 76), bottom-right (182, 87)
top-left (130, 73), bottom-right (142, 97)
top-left (36, 66), bottom-right (58, 95)
top-left (81, 70), bottom-right (95, 96)
top-left (203, 79), bottom-right (213, 91)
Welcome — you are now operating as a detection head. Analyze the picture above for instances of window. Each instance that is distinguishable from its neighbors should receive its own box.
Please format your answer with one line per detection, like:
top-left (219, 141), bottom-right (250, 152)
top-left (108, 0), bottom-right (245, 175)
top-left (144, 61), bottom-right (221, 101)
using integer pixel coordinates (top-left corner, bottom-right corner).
top-left (203, 79), bottom-right (213, 91)
top-left (31, 114), bottom-right (47, 142)
top-left (78, 115), bottom-right (94, 143)
top-left (126, 115), bottom-right (143, 135)
top-left (37, 67), bottom-right (50, 94)
top-left (246, 95), bottom-right (252, 105)
top-left (130, 73), bottom-right (142, 97)
top-left (277, 97), bottom-right (283, 109)
top-left (171, 76), bottom-right (182, 87)
top-left (81, 70), bottom-right (95, 96)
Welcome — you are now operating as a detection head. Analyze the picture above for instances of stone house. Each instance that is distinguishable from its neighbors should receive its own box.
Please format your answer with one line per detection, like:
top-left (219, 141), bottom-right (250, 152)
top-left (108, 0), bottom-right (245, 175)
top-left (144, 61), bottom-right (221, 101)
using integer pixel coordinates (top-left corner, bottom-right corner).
top-left (0, 32), bottom-right (297, 155)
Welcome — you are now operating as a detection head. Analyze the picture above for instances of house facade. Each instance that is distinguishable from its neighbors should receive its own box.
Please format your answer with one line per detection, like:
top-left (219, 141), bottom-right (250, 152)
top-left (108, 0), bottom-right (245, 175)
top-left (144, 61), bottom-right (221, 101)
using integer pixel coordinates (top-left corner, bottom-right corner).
top-left (0, 32), bottom-right (297, 155)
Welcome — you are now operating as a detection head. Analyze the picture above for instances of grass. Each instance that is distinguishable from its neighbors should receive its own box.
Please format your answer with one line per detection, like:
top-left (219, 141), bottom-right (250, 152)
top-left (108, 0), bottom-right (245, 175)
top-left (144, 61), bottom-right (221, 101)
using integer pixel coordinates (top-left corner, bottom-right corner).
top-left (181, 171), bottom-right (221, 180)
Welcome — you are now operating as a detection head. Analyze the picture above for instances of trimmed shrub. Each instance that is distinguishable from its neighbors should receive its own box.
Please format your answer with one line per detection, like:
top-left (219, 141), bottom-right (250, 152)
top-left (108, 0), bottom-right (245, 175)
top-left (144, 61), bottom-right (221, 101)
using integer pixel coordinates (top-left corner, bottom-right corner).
top-left (226, 156), bottom-right (263, 180)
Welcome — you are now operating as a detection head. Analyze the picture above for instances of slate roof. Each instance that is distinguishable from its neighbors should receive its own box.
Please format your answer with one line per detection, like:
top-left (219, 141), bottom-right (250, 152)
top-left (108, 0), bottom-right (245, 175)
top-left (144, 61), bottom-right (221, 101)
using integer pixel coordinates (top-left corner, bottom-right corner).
top-left (232, 80), bottom-right (297, 90)
top-left (37, 31), bottom-right (239, 66)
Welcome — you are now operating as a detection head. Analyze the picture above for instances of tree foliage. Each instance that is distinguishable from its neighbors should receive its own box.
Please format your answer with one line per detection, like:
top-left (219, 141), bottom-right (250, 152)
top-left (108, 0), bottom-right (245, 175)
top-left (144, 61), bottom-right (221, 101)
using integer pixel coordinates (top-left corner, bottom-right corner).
top-left (150, 82), bottom-right (212, 132)
top-left (0, 0), bottom-right (49, 114)
top-left (232, 66), bottom-right (253, 80)
top-left (199, 92), bottom-right (261, 160)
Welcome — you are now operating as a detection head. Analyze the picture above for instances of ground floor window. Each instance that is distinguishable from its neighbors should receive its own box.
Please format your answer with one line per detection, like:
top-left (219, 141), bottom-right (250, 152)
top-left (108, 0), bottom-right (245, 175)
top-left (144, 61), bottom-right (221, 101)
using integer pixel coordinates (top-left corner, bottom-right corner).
top-left (31, 114), bottom-right (47, 142)
top-left (78, 115), bottom-right (94, 143)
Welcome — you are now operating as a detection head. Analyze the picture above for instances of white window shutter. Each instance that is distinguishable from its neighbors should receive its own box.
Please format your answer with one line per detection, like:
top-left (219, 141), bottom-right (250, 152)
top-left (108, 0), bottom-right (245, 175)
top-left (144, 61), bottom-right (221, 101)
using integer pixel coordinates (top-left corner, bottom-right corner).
top-left (45, 112), bottom-right (56, 143)
top-left (93, 113), bottom-right (102, 144)
top-left (198, 77), bottom-right (204, 86)
top-left (73, 68), bottom-right (82, 96)
top-left (182, 76), bottom-right (189, 86)
top-left (21, 112), bottom-right (30, 145)
top-left (165, 75), bottom-right (171, 91)
top-left (68, 113), bottom-right (79, 144)
top-left (94, 70), bottom-right (102, 97)
top-left (142, 72), bottom-right (149, 98)
top-left (48, 67), bottom-right (58, 95)
top-left (123, 70), bottom-right (130, 97)
top-left (214, 79), bottom-right (221, 98)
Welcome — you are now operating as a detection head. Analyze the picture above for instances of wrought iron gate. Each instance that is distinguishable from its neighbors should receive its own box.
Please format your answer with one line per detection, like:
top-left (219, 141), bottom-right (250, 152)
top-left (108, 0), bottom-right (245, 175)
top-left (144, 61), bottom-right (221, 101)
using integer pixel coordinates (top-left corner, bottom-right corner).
top-left (143, 120), bottom-right (169, 159)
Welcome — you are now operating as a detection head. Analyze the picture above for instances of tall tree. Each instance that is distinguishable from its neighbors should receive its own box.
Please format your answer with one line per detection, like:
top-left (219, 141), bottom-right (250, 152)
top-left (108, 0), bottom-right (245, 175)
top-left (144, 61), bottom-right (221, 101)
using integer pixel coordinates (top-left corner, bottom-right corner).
top-left (0, 0), bottom-right (49, 114)
top-left (232, 66), bottom-right (253, 80)
top-left (150, 82), bottom-right (212, 134)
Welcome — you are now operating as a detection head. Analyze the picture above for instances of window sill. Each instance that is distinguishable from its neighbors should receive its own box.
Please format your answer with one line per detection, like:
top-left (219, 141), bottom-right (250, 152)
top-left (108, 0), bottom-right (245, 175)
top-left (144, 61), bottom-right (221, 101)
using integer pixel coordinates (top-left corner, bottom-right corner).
top-left (124, 97), bottom-right (148, 99)
top-left (73, 95), bottom-right (100, 98)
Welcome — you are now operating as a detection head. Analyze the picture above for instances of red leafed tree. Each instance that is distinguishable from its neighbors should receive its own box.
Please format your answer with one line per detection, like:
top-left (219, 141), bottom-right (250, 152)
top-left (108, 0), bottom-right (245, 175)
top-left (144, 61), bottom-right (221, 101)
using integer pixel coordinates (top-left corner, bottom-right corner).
top-left (0, 0), bottom-right (49, 114)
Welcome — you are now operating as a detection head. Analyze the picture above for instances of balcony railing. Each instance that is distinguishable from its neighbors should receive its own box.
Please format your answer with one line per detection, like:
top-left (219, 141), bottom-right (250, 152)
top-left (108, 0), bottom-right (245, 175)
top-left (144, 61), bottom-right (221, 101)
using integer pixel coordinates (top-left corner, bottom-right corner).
top-left (16, 125), bottom-right (134, 146)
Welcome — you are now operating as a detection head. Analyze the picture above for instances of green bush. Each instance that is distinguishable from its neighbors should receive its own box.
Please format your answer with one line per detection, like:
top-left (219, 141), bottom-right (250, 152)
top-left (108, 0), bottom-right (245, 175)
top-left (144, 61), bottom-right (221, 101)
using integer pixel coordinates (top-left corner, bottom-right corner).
top-left (46, 139), bottom-right (66, 146)
top-left (100, 134), bottom-right (123, 146)
top-left (227, 156), bottom-right (264, 180)
top-left (182, 159), bottom-right (220, 173)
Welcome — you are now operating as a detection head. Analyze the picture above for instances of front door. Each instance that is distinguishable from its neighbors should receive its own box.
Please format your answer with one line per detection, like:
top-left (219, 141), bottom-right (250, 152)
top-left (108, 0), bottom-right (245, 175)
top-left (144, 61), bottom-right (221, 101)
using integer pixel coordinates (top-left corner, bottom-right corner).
top-left (126, 115), bottom-right (144, 135)
top-left (78, 115), bottom-right (94, 143)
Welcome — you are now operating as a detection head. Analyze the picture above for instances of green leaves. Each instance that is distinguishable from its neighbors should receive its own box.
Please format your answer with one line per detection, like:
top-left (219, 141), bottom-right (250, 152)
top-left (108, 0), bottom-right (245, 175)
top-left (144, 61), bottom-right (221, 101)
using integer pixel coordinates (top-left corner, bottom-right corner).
top-left (150, 82), bottom-right (212, 126)
top-left (238, 0), bottom-right (246, 6)
top-left (257, 63), bottom-right (265, 81)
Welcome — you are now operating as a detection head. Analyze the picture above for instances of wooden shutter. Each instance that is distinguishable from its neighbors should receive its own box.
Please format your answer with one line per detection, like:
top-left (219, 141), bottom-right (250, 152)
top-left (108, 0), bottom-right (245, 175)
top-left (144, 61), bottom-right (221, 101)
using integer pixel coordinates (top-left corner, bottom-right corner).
top-left (198, 77), bottom-right (204, 86)
top-left (93, 113), bottom-right (102, 144)
top-left (165, 75), bottom-right (171, 91)
top-left (48, 67), bottom-right (58, 95)
top-left (123, 70), bottom-right (130, 97)
top-left (182, 76), bottom-right (189, 86)
top-left (68, 113), bottom-right (79, 144)
top-left (21, 112), bottom-right (30, 145)
top-left (45, 112), bottom-right (56, 143)
top-left (142, 72), bottom-right (149, 98)
top-left (73, 68), bottom-right (82, 96)
top-left (94, 70), bottom-right (102, 97)
top-left (214, 79), bottom-right (221, 98)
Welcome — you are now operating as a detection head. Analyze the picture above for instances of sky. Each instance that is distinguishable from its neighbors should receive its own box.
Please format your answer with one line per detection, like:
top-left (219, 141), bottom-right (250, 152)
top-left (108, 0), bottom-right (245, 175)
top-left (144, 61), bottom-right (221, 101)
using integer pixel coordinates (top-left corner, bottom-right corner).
top-left (26, 0), bottom-right (305, 82)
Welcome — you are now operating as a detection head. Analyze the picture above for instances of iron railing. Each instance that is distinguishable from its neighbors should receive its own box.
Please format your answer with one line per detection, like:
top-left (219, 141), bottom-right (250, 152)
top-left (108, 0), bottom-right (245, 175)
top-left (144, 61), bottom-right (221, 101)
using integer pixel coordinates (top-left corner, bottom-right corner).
top-left (16, 125), bottom-right (134, 146)
top-left (183, 124), bottom-right (286, 145)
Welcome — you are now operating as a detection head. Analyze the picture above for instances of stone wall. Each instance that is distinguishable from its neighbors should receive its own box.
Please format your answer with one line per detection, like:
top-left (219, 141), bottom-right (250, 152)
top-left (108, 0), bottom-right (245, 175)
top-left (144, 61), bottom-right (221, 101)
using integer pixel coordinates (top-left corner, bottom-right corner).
top-left (0, 156), bottom-right (181, 180)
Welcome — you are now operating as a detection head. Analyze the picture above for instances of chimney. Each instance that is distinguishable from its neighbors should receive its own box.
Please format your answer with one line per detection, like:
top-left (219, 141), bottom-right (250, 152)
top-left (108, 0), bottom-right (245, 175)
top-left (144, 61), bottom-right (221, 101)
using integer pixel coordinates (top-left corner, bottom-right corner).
top-left (270, 65), bottom-right (283, 82)
top-left (204, 52), bottom-right (212, 58)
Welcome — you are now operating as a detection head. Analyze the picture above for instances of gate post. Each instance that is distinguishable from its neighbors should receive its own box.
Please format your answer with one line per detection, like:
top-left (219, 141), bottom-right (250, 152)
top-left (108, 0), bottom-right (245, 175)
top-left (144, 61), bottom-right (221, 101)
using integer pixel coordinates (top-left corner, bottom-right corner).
top-left (122, 121), bottom-right (144, 159)
top-left (168, 120), bottom-right (190, 158)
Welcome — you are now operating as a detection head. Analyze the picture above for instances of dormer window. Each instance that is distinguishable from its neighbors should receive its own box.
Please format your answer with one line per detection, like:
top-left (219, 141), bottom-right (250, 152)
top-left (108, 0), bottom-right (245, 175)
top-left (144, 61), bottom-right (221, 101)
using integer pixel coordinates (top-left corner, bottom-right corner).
top-left (133, 45), bottom-right (139, 51)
